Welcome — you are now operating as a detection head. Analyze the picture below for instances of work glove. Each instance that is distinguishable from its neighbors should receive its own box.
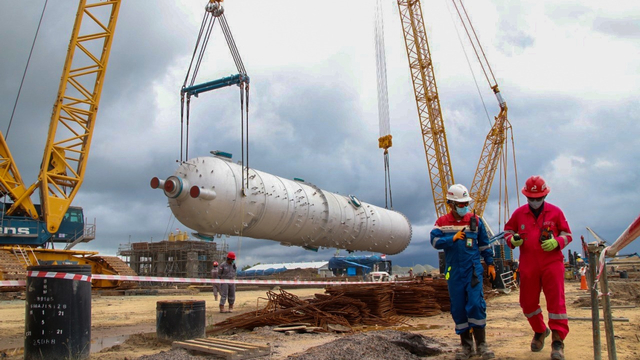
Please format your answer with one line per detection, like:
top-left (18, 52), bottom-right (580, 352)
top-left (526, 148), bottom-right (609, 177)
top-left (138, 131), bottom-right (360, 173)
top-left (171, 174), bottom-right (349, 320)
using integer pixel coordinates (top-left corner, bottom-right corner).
top-left (453, 227), bottom-right (466, 242)
top-left (511, 233), bottom-right (523, 247)
top-left (487, 264), bottom-right (496, 282)
top-left (541, 237), bottom-right (559, 251)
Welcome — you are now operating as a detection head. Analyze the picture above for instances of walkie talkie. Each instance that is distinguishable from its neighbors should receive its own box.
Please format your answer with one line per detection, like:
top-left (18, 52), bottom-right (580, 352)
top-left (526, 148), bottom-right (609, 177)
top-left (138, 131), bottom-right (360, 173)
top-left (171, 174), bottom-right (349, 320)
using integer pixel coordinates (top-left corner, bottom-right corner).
top-left (469, 210), bottom-right (478, 232)
top-left (467, 211), bottom-right (477, 248)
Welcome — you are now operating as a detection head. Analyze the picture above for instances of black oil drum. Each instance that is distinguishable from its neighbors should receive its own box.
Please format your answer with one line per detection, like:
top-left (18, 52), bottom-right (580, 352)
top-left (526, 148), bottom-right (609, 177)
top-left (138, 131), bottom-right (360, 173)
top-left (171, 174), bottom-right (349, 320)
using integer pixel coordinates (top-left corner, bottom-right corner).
top-left (24, 264), bottom-right (92, 360)
top-left (156, 300), bottom-right (206, 341)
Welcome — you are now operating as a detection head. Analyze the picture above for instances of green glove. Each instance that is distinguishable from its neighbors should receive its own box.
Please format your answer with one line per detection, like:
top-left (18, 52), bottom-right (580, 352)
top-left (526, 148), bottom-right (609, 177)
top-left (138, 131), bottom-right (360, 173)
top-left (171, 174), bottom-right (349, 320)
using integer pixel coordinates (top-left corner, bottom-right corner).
top-left (541, 238), bottom-right (559, 251)
top-left (511, 233), bottom-right (523, 247)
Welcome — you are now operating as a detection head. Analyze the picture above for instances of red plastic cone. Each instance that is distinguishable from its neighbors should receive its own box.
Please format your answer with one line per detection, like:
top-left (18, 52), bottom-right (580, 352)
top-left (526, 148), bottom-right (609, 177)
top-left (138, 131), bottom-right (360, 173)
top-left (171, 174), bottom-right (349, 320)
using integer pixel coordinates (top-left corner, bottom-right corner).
top-left (580, 274), bottom-right (588, 290)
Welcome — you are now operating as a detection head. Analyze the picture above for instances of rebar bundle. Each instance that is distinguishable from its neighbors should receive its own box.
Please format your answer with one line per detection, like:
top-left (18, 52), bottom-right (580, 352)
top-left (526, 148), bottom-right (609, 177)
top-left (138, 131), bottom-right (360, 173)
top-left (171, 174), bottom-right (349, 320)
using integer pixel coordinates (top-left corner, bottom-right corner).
top-left (208, 288), bottom-right (407, 335)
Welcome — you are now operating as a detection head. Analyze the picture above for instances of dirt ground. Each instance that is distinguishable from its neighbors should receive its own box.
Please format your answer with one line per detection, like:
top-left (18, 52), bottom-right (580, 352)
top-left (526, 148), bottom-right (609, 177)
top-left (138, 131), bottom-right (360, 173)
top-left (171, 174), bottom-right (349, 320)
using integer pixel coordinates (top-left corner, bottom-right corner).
top-left (1, 279), bottom-right (640, 359)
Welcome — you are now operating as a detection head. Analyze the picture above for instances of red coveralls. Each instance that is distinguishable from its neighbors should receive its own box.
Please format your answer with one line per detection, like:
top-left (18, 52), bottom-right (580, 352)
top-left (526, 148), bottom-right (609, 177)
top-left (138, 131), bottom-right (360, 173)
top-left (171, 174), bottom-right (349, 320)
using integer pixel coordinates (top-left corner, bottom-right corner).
top-left (504, 202), bottom-right (572, 339)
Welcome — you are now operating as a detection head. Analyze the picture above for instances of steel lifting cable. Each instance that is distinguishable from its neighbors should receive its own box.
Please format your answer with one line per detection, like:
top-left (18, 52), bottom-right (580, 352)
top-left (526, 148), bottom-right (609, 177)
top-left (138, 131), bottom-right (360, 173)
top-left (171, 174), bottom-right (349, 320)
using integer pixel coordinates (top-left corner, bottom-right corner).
top-left (7, 0), bottom-right (49, 138)
top-left (451, 0), bottom-right (498, 89)
top-left (180, 11), bottom-right (217, 161)
top-left (220, 13), bottom-right (250, 193)
top-left (445, 0), bottom-right (492, 126)
top-left (375, 0), bottom-right (393, 209)
top-left (383, 151), bottom-right (393, 209)
top-left (220, 15), bottom-right (246, 74)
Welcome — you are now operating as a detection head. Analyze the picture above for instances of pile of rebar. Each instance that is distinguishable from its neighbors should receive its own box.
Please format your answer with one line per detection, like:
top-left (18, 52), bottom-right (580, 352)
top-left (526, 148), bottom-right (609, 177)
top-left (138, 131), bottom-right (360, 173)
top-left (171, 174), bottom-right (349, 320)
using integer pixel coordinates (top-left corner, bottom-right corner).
top-left (208, 288), bottom-right (407, 335)
top-left (392, 279), bottom-right (450, 316)
top-left (325, 283), bottom-right (397, 320)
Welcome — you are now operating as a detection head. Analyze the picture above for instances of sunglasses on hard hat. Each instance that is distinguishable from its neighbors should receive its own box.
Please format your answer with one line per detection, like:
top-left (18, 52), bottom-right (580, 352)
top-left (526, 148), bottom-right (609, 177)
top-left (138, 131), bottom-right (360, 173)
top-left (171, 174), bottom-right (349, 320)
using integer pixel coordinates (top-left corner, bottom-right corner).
top-left (453, 201), bottom-right (469, 208)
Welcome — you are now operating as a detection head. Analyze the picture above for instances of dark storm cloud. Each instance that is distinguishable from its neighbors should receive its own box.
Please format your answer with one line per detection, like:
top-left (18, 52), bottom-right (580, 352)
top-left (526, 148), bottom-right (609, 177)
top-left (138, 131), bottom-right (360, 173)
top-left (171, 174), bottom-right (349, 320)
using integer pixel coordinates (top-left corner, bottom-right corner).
top-left (3, 1), bottom-right (640, 271)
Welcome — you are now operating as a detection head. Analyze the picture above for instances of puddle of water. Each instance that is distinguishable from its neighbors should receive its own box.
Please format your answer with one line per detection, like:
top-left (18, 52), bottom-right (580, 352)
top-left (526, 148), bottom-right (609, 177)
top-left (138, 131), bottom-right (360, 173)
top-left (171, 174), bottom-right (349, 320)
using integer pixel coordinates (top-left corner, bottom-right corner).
top-left (91, 334), bottom-right (130, 353)
top-left (1, 335), bottom-right (132, 356)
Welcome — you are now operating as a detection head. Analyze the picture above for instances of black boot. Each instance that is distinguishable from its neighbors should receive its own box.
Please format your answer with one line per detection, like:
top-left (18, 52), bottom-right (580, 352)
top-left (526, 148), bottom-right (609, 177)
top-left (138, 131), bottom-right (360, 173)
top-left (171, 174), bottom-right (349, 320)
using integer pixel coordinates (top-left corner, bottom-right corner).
top-left (455, 330), bottom-right (474, 360)
top-left (473, 327), bottom-right (495, 359)
top-left (550, 330), bottom-right (565, 360)
top-left (531, 328), bottom-right (550, 352)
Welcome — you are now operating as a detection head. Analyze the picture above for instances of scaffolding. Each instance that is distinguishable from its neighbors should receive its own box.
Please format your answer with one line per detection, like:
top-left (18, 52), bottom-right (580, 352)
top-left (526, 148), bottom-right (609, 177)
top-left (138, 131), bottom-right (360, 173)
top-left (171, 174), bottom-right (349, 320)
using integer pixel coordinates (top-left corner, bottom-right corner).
top-left (118, 235), bottom-right (228, 280)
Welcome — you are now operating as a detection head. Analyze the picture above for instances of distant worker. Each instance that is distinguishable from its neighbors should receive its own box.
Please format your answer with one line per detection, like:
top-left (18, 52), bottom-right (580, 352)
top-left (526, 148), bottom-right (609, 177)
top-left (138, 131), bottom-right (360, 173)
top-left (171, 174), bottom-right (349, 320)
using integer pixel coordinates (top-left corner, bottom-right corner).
top-left (430, 184), bottom-right (496, 360)
top-left (505, 175), bottom-right (572, 360)
top-left (408, 268), bottom-right (414, 278)
top-left (211, 261), bottom-right (220, 301)
top-left (218, 251), bottom-right (237, 313)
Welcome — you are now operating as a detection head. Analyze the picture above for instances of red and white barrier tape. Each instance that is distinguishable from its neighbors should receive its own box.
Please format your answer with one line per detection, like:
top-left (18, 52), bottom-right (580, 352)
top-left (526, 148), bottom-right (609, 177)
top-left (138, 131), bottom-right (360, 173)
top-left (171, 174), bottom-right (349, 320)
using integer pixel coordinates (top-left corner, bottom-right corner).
top-left (0, 272), bottom-right (391, 287)
top-left (29, 270), bottom-right (92, 282)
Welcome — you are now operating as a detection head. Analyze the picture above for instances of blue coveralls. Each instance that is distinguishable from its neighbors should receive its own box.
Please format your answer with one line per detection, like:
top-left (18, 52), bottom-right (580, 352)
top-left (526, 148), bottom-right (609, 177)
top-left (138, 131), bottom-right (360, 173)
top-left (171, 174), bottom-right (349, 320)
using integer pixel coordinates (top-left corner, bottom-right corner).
top-left (430, 212), bottom-right (494, 334)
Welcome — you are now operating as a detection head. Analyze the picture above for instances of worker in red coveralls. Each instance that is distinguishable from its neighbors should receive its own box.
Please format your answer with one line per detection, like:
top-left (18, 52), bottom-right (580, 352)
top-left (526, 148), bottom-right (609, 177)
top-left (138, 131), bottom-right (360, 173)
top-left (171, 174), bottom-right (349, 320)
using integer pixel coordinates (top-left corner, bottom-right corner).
top-left (505, 175), bottom-right (572, 360)
top-left (431, 184), bottom-right (496, 360)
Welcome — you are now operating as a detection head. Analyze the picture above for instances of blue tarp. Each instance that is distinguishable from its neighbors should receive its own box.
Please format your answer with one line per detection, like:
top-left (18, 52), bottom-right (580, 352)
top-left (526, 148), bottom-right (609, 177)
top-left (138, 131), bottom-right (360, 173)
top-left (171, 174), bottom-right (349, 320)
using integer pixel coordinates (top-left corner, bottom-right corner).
top-left (237, 267), bottom-right (287, 277)
top-left (328, 255), bottom-right (383, 273)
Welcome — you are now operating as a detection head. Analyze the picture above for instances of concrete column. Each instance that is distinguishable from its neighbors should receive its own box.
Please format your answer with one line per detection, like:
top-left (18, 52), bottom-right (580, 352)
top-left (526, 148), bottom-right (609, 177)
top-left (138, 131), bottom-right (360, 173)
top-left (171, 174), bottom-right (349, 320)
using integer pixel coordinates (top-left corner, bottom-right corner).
top-left (186, 251), bottom-right (199, 278)
top-left (156, 253), bottom-right (166, 277)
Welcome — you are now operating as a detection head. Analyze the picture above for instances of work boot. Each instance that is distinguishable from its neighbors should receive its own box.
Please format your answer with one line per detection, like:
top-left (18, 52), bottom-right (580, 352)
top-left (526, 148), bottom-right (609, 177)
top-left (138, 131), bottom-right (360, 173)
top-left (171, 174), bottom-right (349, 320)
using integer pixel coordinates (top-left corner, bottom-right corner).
top-left (219, 305), bottom-right (226, 313)
top-left (473, 327), bottom-right (495, 359)
top-left (228, 304), bottom-right (234, 313)
top-left (531, 328), bottom-right (550, 352)
top-left (550, 330), bottom-right (565, 360)
top-left (455, 330), bottom-right (474, 360)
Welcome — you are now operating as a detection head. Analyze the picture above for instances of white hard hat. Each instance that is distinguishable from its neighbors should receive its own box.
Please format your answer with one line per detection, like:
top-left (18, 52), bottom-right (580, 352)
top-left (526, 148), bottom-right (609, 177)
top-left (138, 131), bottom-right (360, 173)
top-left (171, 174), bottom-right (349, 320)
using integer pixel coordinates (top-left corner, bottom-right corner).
top-left (446, 184), bottom-right (472, 202)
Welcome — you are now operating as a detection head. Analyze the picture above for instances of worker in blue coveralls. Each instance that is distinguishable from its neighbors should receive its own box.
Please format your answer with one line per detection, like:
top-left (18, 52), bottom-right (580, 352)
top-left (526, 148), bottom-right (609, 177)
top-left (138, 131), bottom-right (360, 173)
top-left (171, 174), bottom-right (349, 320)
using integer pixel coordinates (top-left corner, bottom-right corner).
top-left (430, 184), bottom-right (496, 360)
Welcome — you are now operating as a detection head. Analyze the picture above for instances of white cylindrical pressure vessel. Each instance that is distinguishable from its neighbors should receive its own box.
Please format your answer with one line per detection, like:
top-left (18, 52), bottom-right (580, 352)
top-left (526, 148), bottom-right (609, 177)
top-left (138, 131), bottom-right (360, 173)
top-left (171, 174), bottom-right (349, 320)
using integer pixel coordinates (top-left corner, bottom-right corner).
top-left (152, 153), bottom-right (412, 254)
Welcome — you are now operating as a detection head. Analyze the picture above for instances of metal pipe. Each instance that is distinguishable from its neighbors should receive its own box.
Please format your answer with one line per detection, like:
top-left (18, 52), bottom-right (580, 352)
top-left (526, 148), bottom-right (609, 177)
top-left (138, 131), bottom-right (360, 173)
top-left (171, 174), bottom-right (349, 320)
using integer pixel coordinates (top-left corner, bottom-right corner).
top-left (588, 243), bottom-right (602, 360)
top-left (606, 212), bottom-right (640, 257)
top-left (597, 242), bottom-right (618, 360)
top-left (152, 153), bottom-right (412, 254)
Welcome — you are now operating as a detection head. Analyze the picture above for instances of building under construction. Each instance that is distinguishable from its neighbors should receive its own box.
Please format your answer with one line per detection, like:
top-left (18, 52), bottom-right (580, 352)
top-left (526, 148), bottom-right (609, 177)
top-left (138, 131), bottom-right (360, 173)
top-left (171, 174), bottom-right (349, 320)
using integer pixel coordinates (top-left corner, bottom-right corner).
top-left (118, 232), bottom-right (229, 279)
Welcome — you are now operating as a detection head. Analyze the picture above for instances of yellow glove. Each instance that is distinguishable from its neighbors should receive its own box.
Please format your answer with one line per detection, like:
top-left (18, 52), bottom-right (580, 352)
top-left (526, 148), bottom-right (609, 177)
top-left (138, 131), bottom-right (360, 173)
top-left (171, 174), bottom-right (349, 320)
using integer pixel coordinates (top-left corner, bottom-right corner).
top-left (488, 265), bottom-right (496, 281)
top-left (511, 233), bottom-right (523, 247)
top-left (453, 227), bottom-right (466, 242)
top-left (541, 238), bottom-right (559, 251)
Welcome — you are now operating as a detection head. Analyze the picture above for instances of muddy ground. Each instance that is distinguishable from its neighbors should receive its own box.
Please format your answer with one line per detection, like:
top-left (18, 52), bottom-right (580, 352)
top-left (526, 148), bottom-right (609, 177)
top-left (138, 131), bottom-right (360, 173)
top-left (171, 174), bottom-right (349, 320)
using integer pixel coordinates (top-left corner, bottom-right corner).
top-left (1, 279), bottom-right (639, 359)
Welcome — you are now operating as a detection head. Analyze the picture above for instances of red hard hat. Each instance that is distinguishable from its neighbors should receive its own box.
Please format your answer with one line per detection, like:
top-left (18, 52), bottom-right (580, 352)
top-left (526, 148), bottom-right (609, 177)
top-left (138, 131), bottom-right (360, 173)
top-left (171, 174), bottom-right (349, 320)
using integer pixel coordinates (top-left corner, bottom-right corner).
top-left (227, 251), bottom-right (236, 260)
top-left (522, 175), bottom-right (550, 198)
top-left (213, 261), bottom-right (218, 266)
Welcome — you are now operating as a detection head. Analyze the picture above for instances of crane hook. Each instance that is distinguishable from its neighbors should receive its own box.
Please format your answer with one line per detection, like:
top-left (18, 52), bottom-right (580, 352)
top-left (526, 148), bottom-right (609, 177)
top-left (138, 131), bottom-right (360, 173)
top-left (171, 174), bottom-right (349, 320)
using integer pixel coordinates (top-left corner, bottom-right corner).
top-left (205, 1), bottom-right (224, 17)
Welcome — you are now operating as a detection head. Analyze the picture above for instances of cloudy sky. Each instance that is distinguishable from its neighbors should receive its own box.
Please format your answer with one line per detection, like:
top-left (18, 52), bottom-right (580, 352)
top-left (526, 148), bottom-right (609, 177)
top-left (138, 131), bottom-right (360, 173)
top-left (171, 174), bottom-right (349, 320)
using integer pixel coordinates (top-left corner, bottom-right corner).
top-left (1, 0), bottom-right (639, 270)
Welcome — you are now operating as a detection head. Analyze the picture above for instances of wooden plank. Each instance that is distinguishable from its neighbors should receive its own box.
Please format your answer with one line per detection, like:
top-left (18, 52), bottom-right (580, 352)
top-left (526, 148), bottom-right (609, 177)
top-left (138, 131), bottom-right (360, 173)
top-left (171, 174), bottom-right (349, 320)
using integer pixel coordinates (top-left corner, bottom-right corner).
top-left (173, 341), bottom-right (238, 360)
top-left (188, 339), bottom-right (262, 354)
top-left (196, 337), bottom-right (270, 350)
top-left (173, 338), bottom-right (270, 360)
top-left (568, 317), bottom-right (629, 322)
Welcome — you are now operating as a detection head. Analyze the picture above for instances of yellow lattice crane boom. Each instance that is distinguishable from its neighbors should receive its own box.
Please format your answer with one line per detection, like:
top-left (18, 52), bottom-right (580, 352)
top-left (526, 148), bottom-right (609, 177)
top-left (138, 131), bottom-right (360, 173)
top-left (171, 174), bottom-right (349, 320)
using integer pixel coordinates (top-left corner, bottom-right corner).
top-left (1, 0), bottom-right (121, 234)
top-left (469, 85), bottom-right (511, 217)
top-left (396, 0), bottom-right (455, 218)
top-left (397, 0), bottom-right (517, 227)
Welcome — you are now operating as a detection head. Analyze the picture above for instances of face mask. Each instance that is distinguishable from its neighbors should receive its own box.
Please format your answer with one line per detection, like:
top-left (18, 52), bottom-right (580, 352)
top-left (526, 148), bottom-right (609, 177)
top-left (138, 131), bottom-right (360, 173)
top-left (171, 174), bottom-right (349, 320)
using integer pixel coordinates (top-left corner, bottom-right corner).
top-left (456, 206), bottom-right (469, 216)
top-left (528, 198), bottom-right (544, 210)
